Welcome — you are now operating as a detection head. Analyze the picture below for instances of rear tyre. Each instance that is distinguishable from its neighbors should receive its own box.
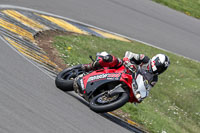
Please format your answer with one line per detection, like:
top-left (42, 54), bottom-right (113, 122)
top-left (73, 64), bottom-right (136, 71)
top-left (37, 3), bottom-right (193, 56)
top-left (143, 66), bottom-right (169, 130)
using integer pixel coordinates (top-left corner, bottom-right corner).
top-left (55, 65), bottom-right (83, 91)
top-left (89, 91), bottom-right (129, 113)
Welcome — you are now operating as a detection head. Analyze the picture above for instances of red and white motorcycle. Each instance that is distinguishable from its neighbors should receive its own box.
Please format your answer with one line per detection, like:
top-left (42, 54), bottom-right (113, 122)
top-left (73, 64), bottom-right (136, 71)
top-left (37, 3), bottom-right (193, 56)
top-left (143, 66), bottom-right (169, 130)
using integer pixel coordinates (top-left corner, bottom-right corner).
top-left (55, 56), bottom-right (150, 113)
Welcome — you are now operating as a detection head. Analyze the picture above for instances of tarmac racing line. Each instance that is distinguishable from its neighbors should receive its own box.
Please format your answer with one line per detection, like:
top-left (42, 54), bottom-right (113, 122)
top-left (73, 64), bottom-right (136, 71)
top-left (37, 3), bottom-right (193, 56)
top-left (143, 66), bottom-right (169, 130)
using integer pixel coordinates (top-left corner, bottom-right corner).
top-left (0, 5), bottom-right (146, 133)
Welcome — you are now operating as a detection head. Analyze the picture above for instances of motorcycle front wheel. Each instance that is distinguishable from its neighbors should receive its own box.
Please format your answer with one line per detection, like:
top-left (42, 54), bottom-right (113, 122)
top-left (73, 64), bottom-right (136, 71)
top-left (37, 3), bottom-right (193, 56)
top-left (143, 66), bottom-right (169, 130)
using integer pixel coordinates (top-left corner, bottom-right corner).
top-left (89, 91), bottom-right (129, 113)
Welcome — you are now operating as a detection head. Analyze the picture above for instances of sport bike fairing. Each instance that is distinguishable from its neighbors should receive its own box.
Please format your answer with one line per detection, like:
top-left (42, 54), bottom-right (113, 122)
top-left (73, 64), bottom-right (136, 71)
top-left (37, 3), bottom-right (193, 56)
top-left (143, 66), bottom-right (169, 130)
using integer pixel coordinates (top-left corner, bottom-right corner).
top-left (76, 65), bottom-right (149, 103)
top-left (81, 71), bottom-right (123, 97)
top-left (134, 74), bottom-right (148, 99)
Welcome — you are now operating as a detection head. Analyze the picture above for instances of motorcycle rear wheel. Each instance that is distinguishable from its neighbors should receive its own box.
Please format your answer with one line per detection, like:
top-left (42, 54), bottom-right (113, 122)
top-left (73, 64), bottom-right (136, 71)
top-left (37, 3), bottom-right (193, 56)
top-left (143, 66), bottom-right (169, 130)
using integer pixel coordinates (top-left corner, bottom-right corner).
top-left (89, 91), bottom-right (129, 113)
top-left (55, 65), bottom-right (83, 91)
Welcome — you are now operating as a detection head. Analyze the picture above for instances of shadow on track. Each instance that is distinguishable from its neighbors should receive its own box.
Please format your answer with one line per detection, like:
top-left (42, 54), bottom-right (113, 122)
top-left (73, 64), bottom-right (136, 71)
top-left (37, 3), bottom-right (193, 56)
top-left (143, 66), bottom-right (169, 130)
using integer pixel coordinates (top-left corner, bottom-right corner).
top-left (66, 92), bottom-right (145, 133)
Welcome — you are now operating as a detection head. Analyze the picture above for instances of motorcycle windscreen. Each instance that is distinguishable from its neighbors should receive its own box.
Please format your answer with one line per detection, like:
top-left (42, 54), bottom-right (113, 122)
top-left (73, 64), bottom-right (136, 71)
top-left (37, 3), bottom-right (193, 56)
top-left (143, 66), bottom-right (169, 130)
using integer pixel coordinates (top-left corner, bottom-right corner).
top-left (136, 74), bottom-right (148, 99)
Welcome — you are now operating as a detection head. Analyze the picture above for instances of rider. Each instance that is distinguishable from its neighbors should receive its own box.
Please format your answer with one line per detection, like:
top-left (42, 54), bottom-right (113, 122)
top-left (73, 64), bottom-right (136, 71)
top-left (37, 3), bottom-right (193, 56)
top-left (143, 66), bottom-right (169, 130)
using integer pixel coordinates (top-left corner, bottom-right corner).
top-left (82, 51), bottom-right (170, 99)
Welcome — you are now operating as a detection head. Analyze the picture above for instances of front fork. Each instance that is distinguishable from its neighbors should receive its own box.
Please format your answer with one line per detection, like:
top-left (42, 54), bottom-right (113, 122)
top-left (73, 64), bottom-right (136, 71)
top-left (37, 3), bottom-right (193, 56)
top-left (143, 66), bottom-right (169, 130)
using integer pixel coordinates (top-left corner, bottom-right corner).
top-left (107, 84), bottom-right (126, 97)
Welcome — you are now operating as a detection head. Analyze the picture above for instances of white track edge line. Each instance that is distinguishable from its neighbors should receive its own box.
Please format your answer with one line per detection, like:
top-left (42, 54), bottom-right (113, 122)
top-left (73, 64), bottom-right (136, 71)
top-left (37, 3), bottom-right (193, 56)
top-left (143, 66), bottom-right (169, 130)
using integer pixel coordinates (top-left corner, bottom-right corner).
top-left (0, 4), bottom-right (199, 63)
top-left (0, 35), bottom-right (55, 80)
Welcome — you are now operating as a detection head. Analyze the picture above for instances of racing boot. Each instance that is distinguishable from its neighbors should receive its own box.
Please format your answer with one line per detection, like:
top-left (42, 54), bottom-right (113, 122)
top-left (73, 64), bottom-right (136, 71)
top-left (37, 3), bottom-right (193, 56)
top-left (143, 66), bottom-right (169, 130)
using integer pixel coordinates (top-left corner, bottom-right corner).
top-left (81, 64), bottom-right (94, 72)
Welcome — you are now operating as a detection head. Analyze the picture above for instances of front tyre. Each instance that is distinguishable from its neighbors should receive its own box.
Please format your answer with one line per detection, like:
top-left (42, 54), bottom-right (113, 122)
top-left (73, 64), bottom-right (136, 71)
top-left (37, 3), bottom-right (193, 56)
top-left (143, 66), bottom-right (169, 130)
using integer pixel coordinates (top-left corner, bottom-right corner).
top-left (89, 91), bottom-right (129, 113)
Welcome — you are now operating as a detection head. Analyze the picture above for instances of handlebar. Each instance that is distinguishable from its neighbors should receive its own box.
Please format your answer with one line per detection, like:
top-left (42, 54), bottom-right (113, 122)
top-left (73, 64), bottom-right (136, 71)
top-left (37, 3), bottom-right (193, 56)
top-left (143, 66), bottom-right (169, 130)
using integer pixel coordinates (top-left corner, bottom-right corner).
top-left (123, 63), bottom-right (136, 73)
top-left (124, 64), bottom-right (146, 103)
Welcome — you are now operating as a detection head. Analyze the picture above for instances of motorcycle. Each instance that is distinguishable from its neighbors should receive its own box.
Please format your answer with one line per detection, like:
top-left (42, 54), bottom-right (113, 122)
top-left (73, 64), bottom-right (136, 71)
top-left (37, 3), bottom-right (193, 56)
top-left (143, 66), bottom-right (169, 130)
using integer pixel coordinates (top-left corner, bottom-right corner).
top-left (55, 56), bottom-right (150, 113)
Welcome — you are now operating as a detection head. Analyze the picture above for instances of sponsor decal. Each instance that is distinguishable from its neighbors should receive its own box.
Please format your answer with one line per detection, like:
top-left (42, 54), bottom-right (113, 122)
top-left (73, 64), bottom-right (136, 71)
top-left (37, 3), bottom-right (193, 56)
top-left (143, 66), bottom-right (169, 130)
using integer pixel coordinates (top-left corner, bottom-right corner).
top-left (87, 73), bottom-right (121, 83)
top-left (87, 74), bottom-right (108, 83)
top-left (80, 79), bottom-right (85, 90)
top-left (151, 60), bottom-right (157, 71)
top-left (140, 54), bottom-right (145, 60)
top-left (107, 73), bottom-right (121, 78)
top-left (164, 61), bottom-right (169, 67)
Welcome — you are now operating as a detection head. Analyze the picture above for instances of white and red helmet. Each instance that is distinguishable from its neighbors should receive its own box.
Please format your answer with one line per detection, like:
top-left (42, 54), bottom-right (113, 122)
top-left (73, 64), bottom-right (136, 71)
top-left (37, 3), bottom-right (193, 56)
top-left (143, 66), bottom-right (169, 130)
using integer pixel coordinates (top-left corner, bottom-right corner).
top-left (150, 54), bottom-right (170, 75)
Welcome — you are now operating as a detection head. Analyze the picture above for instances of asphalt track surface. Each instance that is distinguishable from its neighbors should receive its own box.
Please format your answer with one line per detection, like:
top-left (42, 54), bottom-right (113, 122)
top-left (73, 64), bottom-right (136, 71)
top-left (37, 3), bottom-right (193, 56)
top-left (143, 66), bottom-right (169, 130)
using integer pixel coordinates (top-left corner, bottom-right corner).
top-left (0, 38), bottom-right (134, 133)
top-left (1, 0), bottom-right (200, 61)
top-left (0, 0), bottom-right (199, 133)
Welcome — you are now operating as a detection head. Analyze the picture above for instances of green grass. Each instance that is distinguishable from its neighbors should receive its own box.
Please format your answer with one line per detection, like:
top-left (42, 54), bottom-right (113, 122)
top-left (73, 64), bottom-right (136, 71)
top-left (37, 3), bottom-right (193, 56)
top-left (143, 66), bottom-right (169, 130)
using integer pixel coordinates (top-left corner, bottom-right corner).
top-left (153, 0), bottom-right (200, 19)
top-left (53, 34), bottom-right (200, 133)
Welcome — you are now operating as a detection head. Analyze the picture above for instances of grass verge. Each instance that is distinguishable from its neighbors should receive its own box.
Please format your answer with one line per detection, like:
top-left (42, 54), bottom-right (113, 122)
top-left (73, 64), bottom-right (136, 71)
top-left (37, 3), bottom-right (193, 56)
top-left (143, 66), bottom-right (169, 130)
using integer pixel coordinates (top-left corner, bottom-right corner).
top-left (52, 34), bottom-right (200, 133)
top-left (152, 0), bottom-right (200, 19)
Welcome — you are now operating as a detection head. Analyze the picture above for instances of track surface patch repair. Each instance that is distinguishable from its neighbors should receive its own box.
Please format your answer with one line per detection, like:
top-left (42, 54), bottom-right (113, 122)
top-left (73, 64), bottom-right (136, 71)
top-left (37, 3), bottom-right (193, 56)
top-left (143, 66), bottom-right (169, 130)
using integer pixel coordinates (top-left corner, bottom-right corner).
top-left (0, 6), bottom-right (146, 133)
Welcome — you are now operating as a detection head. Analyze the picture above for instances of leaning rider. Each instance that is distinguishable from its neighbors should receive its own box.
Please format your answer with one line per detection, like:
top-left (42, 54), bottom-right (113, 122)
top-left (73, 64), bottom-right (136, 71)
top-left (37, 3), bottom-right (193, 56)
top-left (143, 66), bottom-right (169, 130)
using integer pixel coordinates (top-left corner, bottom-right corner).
top-left (82, 51), bottom-right (170, 99)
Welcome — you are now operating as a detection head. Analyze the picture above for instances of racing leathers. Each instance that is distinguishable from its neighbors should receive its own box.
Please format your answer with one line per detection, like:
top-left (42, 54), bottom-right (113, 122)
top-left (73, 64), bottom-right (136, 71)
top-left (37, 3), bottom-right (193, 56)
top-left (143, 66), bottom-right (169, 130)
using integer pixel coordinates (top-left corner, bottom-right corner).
top-left (82, 51), bottom-right (158, 93)
top-left (124, 51), bottom-right (158, 91)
